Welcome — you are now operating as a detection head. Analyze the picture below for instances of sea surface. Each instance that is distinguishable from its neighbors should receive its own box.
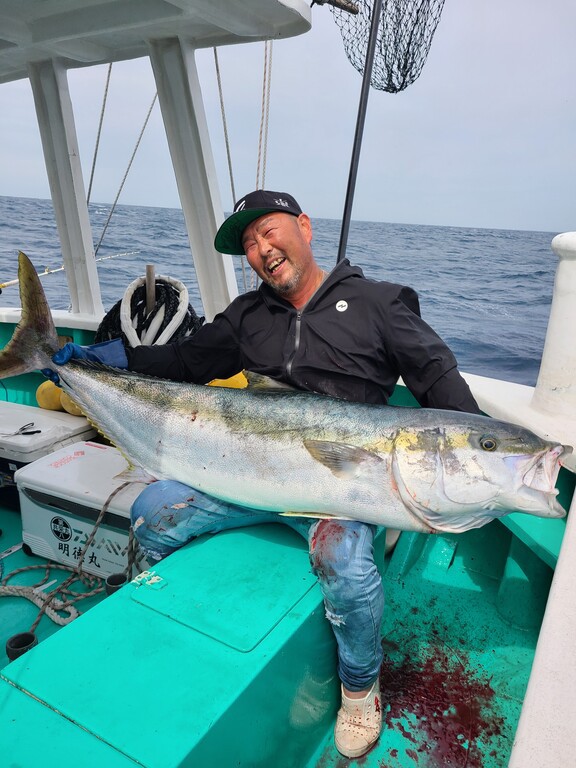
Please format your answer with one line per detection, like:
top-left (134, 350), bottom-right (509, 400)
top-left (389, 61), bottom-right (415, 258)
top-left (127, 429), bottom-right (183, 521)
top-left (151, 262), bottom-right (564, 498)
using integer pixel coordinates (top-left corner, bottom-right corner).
top-left (0, 195), bottom-right (561, 387)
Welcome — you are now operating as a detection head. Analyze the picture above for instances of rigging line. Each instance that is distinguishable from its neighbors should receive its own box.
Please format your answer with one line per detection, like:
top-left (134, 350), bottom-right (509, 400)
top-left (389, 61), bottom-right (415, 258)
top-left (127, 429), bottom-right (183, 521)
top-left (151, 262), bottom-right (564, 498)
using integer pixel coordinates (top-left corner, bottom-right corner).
top-left (213, 48), bottom-right (236, 205)
top-left (87, 63), bottom-right (113, 205)
top-left (255, 41), bottom-right (273, 190)
top-left (252, 40), bottom-right (274, 291)
top-left (213, 47), bottom-right (248, 293)
top-left (262, 41), bottom-right (273, 190)
top-left (94, 93), bottom-right (158, 256)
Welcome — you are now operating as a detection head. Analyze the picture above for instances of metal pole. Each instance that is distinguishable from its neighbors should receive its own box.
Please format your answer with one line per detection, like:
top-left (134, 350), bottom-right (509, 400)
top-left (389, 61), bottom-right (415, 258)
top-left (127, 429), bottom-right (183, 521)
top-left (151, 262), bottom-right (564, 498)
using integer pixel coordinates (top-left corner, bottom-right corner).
top-left (337, 0), bottom-right (384, 263)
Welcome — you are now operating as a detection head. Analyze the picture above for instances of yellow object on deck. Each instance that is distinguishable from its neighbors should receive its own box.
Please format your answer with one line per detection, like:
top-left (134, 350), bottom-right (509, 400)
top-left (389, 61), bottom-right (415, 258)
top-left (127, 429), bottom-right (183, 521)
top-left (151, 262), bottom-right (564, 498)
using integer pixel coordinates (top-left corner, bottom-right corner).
top-left (208, 372), bottom-right (248, 389)
top-left (36, 380), bottom-right (65, 411)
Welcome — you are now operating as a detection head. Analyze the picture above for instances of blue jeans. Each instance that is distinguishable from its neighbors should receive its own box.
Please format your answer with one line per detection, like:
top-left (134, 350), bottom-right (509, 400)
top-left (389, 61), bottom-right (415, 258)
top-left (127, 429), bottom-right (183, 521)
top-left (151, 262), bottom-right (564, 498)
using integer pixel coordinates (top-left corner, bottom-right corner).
top-left (131, 480), bottom-right (384, 691)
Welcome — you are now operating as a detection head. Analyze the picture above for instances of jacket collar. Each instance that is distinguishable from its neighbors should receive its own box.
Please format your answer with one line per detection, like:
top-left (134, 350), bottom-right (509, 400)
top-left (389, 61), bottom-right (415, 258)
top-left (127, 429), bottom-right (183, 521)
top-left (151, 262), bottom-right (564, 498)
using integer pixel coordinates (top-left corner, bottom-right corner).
top-left (259, 258), bottom-right (364, 310)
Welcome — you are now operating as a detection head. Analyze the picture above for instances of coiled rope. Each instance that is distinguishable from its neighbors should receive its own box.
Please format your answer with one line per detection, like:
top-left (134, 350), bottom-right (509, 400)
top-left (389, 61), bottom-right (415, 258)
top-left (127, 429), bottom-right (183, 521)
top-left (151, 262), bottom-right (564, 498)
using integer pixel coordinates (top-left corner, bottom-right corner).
top-left (94, 273), bottom-right (204, 346)
top-left (0, 483), bottom-right (143, 631)
top-left (0, 565), bottom-right (91, 626)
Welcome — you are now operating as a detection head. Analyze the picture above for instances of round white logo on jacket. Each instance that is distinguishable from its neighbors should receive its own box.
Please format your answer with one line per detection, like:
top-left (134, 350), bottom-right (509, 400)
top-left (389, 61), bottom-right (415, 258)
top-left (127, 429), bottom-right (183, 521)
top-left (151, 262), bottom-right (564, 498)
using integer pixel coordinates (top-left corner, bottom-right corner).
top-left (336, 300), bottom-right (348, 312)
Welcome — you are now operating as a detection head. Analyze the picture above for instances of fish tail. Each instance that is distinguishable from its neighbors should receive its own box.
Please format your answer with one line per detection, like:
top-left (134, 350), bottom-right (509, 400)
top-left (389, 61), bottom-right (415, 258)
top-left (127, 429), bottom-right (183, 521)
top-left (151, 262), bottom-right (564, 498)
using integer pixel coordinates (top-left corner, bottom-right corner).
top-left (0, 251), bottom-right (59, 378)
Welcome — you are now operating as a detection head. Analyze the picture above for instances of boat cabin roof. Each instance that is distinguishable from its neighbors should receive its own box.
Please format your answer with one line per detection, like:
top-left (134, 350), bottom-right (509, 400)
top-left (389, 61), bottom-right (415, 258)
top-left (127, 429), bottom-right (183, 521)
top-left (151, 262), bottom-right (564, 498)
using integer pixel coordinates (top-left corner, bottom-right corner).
top-left (0, 0), bottom-right (311, 84)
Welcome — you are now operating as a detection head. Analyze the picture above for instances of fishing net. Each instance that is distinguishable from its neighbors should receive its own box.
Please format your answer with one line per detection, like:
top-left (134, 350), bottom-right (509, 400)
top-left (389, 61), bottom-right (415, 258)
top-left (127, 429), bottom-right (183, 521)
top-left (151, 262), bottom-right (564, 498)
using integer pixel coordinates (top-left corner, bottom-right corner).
top-left (322, 0), bottom-right (446, 93)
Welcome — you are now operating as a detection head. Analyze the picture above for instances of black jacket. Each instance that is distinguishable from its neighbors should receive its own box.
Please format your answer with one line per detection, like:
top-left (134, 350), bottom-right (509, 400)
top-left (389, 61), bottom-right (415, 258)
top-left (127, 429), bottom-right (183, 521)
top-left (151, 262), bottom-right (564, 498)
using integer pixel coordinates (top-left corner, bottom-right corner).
top-left (128, 259), bottom-right (479, 413)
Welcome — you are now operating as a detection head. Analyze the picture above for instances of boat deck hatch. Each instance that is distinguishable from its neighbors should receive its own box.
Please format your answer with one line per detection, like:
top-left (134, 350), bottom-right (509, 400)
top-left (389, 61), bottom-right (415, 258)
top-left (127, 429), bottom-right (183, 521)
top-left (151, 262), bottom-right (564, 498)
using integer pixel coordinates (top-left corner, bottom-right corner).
top-left (131, 525), bottom-right (318, 652)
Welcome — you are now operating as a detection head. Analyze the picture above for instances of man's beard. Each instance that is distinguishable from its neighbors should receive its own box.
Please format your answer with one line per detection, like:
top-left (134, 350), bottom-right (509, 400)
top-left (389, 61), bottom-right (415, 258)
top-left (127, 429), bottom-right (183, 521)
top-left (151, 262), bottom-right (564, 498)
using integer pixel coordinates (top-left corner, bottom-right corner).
top-left (262, 260), bottom-right (303, 296)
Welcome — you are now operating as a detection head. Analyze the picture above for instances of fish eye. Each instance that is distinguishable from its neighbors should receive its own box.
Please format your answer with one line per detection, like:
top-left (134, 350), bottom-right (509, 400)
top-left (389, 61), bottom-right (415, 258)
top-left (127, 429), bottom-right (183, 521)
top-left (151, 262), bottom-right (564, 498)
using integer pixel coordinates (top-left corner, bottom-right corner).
top-left (480, 436), bottom-right (498, 452)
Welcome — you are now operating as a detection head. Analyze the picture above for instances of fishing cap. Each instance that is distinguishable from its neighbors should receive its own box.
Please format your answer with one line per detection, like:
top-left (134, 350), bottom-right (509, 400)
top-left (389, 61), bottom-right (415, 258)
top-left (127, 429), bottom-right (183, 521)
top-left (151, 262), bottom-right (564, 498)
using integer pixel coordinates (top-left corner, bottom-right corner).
top-left (214, 190), bottom-right (302, 255)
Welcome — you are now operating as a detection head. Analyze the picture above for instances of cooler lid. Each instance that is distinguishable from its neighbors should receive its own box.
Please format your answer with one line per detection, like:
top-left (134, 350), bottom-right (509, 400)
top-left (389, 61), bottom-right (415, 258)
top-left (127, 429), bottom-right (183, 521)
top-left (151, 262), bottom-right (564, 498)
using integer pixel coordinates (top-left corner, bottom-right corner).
top-left (0, 401), bottom-right (95, 462)
top-left (14, 440), bottom-right (147, 514)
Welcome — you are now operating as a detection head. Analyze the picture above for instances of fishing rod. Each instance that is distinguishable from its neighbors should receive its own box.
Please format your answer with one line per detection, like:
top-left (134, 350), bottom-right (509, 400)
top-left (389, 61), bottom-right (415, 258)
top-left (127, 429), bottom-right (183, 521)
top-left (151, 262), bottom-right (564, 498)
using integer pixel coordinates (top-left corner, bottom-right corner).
top-left (0, 251), bottom-right (140, 293)
top-left (336, 0), bottom-right (383, 263)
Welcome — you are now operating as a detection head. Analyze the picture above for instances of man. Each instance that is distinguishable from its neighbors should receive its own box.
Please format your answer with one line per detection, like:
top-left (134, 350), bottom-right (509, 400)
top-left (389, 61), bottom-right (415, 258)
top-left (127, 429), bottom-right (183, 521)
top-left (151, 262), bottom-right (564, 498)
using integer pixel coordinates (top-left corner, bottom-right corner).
top-left (53, 190), bottom-right (480, 758)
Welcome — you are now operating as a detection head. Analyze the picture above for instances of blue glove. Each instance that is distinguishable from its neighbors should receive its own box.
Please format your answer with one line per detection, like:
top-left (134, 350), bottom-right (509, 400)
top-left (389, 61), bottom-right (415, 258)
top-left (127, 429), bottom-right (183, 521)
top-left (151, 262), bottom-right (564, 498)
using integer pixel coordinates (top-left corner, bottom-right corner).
top-left (43, 339), bottom-right (128, 383)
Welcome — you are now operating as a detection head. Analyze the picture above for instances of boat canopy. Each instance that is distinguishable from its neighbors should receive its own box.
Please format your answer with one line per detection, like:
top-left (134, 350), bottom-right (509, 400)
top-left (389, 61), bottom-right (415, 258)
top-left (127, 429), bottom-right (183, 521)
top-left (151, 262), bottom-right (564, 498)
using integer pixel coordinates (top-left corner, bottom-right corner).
top-left (0, 0), bottom-right (311, 84)
top-left (0, 0), bottom-right (311, 322)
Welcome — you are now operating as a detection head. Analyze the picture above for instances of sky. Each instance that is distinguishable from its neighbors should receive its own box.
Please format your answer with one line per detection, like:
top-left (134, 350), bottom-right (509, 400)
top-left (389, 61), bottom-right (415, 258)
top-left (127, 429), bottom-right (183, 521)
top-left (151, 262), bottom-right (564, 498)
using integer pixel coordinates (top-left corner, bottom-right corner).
top-left (0, 0), bottom-right (574, 233)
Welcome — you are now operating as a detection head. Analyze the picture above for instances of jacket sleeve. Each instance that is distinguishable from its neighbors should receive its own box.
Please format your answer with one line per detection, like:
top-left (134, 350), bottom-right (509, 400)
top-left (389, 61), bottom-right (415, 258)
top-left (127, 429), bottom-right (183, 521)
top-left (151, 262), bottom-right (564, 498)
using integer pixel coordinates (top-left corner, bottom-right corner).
top-left (418, 367), bottom-right (481, 414)
top-left (384, 287), bottom-right (481, 414)
top-left (127, 312), bottom-right (243, 383)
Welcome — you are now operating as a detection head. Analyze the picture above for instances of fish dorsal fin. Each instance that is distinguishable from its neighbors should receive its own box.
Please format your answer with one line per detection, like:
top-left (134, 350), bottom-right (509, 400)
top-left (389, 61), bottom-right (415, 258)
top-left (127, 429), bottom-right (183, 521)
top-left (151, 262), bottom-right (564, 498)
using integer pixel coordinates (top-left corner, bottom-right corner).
top-left (244, 372), bottom-right (297, 392)
top-left (303, 439), bottom-right (383, 479)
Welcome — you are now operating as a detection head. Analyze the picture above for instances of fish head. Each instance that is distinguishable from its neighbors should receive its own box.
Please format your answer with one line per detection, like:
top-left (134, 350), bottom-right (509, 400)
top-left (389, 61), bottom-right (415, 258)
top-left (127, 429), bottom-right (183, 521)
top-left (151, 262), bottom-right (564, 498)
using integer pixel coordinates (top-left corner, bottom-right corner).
top-left (390, 415), bottom-right (572, 534)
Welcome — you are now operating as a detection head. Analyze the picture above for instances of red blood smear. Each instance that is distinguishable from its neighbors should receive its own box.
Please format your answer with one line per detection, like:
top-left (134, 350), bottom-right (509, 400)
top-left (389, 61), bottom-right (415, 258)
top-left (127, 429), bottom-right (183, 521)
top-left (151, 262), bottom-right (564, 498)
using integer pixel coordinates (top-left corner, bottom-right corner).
top-left (378, 644), bottom-right (507, 767)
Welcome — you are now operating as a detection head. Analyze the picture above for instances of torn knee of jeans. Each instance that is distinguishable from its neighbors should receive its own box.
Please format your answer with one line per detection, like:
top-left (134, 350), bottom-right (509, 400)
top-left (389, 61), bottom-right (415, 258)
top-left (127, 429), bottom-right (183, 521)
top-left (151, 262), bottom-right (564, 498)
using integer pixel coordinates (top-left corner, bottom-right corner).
top-left (324, 607), bottom-right (346, 627)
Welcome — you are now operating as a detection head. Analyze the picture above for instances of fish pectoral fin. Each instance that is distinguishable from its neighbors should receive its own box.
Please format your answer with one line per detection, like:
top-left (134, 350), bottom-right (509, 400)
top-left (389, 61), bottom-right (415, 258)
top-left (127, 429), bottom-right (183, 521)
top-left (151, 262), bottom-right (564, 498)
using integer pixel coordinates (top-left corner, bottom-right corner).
top-left (244, 372), bottom-right (298, 392)
top-left (303, 440), bottom-right (383, 479)
top-left (279, 511), bottom-right (356, 520)
top-left (114, 466), bottom-right (158, 484)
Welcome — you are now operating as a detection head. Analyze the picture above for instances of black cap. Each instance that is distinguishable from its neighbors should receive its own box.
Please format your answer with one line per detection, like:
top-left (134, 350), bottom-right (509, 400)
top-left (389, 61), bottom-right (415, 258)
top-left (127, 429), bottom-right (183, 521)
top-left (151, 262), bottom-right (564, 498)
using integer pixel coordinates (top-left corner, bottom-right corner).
top-left (214, 190), bottom-right (302, 255)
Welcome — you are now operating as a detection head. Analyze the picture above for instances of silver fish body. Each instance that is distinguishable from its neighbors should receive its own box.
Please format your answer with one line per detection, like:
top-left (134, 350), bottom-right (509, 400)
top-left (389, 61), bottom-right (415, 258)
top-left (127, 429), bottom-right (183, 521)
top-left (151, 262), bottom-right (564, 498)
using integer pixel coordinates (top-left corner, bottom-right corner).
top-left (0, 252), bottom-right (571, 534)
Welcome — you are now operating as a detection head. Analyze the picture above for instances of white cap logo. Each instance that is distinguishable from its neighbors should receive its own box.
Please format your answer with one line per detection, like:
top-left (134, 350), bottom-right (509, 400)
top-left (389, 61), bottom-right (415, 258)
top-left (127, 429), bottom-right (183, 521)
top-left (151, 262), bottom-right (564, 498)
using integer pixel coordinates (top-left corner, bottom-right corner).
top-left (336, 300), bottom-right (348, 312)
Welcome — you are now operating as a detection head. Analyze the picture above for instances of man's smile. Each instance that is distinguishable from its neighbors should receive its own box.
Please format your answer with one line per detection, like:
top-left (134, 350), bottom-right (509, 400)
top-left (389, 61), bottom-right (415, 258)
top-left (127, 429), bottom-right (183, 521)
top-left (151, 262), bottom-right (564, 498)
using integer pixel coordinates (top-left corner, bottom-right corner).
top-left (267, 256), bottom-right (287, 275)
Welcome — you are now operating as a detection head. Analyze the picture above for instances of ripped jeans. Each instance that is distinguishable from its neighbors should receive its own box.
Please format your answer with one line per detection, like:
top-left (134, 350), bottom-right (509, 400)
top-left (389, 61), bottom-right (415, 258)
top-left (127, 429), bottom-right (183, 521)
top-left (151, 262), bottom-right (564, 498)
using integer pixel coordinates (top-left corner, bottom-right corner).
top-left (131, 480), bottom-right (384, 691)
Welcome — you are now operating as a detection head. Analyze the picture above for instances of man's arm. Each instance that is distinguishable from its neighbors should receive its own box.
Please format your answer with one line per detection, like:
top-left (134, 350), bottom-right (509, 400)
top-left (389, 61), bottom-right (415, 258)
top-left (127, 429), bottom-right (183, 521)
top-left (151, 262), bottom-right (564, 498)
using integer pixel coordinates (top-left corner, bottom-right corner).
top-left (418, 367), bottom-right (481, 414)
top-left (384, 287), bottom-right (481, 414)
top-left (50, 312), bottom-right (243, 385)
top-left (127, 315), bottom-right (242, 383)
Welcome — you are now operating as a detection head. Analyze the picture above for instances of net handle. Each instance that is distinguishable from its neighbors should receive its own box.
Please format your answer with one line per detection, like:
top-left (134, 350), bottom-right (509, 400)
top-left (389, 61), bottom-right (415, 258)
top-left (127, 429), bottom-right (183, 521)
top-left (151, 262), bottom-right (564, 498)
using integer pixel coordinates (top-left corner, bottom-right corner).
top-left (336, 0), bottom-right (384, 263)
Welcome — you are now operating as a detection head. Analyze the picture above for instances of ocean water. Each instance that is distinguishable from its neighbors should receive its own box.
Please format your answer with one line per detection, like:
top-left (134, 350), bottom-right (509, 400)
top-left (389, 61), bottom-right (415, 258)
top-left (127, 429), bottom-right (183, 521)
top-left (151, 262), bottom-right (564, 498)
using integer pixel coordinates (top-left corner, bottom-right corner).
top-left (0, 195), bottom-right (559, 387)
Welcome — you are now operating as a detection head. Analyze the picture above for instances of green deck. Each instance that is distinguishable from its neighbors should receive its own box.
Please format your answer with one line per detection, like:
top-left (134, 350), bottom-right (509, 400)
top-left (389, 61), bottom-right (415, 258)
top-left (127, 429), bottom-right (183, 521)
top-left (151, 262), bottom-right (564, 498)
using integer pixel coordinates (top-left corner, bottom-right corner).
top-left (1, 472), bottom-right (571, 767)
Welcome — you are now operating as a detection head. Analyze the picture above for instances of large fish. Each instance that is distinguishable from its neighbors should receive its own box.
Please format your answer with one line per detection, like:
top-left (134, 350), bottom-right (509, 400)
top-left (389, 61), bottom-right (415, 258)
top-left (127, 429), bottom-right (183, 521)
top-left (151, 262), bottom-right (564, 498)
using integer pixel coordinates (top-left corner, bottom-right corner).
top-left (0, 252), bottom-right (571, 534)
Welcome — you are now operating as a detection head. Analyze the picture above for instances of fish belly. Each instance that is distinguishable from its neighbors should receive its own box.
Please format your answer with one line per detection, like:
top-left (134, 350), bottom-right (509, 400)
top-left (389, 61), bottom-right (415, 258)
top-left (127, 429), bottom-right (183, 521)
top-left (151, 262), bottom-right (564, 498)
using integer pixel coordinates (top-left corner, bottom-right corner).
top-left (59, 367), bottom-right (426, 531)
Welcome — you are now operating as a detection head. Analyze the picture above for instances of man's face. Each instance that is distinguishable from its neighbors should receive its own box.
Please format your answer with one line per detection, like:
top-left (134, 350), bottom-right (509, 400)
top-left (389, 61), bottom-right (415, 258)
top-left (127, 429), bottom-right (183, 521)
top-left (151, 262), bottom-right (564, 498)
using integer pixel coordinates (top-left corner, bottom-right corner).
top-left (241, 212), bottom-right (314, 298)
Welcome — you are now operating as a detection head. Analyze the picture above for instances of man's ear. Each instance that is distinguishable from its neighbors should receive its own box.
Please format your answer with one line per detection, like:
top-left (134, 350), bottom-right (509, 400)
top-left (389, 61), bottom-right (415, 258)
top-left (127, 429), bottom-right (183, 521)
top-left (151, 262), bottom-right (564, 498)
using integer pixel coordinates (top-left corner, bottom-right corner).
top-left (297, 213), bottom-right (313, 244)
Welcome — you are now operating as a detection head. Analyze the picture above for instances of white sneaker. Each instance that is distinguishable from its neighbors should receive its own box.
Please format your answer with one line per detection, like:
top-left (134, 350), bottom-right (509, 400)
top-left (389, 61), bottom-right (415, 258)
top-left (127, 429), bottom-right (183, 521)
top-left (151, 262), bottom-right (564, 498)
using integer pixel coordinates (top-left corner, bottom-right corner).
top-left (334, 679), bottom-right (382, 758)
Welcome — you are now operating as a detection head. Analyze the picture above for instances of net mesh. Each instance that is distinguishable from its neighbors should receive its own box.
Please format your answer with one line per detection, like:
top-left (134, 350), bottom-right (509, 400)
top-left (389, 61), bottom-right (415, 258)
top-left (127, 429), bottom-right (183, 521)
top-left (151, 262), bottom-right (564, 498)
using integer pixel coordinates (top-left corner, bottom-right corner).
top-left (328, 0), bottom-right (446, 93)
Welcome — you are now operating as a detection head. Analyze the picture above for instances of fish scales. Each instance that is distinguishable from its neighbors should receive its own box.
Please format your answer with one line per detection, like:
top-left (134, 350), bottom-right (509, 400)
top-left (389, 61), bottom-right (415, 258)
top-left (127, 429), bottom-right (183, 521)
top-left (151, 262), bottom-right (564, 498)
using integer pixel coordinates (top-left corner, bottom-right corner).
top-left (57, 363), bottom-right (410, 525)
top-left (0, 251), bottom-right (571, 535)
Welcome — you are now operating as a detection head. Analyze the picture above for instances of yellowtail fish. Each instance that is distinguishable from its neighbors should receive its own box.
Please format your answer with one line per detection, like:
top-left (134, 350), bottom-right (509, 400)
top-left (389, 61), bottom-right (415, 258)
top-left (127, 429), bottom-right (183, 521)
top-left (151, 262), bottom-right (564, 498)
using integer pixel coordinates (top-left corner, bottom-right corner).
top-left (0, 251), bottom-right (570, 534)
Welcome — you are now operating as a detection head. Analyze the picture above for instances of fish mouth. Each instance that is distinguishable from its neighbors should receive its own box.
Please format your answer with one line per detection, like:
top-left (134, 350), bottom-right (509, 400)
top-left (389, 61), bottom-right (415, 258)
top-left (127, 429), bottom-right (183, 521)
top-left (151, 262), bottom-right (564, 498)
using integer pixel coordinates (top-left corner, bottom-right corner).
top-left (517, 443), bottom-right (572, 517)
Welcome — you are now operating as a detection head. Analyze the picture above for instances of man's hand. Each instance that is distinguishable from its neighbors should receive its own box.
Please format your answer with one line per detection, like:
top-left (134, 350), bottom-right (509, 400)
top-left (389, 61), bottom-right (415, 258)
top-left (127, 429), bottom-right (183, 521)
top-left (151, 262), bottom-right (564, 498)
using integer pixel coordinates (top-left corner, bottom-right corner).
top-left (43, 339), bottom-right (129, 383)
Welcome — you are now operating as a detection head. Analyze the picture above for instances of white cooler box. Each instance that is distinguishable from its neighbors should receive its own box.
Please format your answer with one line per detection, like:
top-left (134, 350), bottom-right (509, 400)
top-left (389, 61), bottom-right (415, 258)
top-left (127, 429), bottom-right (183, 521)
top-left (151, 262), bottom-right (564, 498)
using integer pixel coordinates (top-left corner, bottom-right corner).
top-left (15, 441), bottom-right (150, 578)
top-left (0, 401), bottom-right (96, 487)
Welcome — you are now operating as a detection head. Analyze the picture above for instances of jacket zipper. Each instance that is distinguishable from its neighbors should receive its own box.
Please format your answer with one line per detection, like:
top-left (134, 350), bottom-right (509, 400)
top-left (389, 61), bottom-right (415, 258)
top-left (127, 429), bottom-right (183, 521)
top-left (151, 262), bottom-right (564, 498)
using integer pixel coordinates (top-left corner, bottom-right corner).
top-left (285, 310), bottom-right (302, 379)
